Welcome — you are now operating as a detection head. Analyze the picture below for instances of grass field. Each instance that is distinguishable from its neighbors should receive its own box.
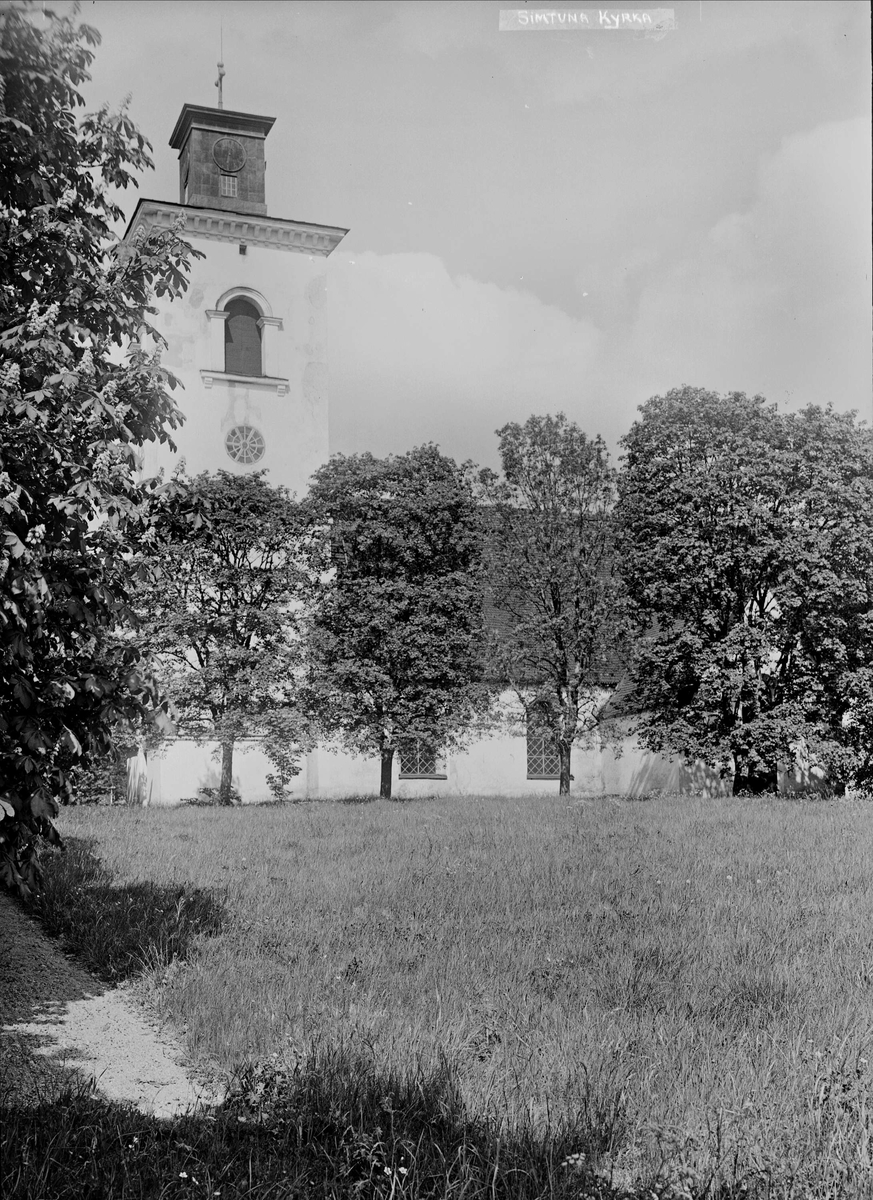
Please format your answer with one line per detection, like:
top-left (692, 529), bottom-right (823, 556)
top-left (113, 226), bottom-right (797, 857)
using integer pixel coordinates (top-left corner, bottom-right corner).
top-left (10, 792), bottom-right (873, 1197)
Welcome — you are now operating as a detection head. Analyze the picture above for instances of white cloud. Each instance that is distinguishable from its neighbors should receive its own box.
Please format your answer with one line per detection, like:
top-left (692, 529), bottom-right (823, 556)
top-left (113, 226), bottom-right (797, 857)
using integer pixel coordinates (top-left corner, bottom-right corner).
top-left (329, 251), bottom-right (604, 464)
top-left (328, 115), bottom-right (870, 468)
top-left (622, 116), bottom-right (872, 417)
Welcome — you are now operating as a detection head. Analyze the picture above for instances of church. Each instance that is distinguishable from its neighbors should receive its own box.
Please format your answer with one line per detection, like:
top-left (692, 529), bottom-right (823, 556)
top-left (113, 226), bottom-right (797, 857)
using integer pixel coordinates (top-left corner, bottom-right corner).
top-left (123, 93), bottom-right (719, 804)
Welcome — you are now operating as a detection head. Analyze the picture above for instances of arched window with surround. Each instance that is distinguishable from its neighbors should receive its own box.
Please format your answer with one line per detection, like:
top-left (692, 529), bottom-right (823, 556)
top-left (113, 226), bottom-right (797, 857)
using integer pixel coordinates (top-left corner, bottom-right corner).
top-left (224, 297), bottom-right (262, 377)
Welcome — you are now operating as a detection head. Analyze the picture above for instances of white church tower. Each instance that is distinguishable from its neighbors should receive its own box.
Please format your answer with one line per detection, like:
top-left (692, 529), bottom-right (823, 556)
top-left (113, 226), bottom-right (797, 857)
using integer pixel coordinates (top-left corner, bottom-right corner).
top-left (124, 84), bottom-right (347, 494)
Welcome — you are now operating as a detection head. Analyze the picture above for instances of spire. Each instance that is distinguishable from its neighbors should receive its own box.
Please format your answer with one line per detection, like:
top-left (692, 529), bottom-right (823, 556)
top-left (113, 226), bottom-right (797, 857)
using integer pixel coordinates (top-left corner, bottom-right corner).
top-left (215, 20), bottom-right (225, 109)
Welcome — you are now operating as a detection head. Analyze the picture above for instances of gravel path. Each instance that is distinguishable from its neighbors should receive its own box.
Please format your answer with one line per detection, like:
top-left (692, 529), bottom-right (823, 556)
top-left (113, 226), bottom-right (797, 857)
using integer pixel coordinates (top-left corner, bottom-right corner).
top-left (0, 893), bottom-right (221, 1117)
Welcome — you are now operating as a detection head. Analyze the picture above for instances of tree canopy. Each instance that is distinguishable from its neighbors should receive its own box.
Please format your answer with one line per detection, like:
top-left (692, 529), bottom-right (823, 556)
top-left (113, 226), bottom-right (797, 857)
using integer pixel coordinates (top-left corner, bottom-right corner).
top-left (617, 387), bottom-right (873, 794)
top-left (305, 445), bottom-right (489, 798)
top-left (479, 414), bottom-right (628, 794)
top-left (134, 471), bottom-right (317, 805)
top-left (0, 3), bottom-right (198, 890)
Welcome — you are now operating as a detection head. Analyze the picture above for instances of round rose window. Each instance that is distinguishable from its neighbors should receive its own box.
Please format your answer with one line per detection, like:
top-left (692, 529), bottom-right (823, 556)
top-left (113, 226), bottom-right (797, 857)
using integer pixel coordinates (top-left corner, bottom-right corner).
top-left (225, 425), bottom-right (265, 464)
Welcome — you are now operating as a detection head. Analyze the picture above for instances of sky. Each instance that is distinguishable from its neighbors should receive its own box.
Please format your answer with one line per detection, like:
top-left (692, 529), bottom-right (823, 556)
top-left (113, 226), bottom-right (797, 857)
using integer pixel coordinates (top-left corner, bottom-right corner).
top-left (72, 0), bottom-right (871, 469)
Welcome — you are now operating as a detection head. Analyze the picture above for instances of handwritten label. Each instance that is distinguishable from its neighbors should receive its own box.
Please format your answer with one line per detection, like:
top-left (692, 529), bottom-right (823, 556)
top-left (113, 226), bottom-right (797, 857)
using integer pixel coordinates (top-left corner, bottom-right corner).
top-left (499, 9), bottom-right (676, 34)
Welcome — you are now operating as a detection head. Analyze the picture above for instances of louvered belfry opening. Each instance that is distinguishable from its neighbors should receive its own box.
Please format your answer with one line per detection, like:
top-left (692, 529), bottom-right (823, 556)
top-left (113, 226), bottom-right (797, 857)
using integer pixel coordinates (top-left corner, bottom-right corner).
top-left (224, 297), bottom-right (263, 376)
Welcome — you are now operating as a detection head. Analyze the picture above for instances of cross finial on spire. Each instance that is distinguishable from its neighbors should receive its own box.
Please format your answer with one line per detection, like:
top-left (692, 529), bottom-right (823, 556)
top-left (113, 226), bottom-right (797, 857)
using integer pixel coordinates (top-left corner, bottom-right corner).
top-left (215, 60), bottom-right (226, 109)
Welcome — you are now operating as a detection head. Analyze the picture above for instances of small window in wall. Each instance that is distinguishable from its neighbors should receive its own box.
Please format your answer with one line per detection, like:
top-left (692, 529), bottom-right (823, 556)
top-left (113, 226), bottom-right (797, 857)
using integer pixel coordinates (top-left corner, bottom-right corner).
top-left (225, 425), bottom-right (266, 465)
top-left (398, 739), bottom-right (446, 779)
top-left (526, 708), bottom-right (560, 779)
top-left (224, 297), bottom-right (262, 377)
top-left (220, 173), bottom-right (238, 198)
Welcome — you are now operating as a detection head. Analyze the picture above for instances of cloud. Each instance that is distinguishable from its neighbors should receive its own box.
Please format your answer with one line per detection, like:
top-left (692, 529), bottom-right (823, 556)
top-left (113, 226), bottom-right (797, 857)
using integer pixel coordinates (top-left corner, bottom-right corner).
top-left (623, 116), bottom-right (872, 415)
top-left (328, 114), bottom-right (870, 469)
top-left (329, 251), bottom-right (604, 465)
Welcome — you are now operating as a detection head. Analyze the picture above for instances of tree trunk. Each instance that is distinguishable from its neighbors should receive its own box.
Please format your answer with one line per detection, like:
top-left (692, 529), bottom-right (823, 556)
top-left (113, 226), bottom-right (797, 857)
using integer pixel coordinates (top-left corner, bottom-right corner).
top-left (219, 740), bottom-right (236, 805)
top-left (558, 742), bottom-right (572, 795)
top-left (380, 745), bottom-right (394, 799)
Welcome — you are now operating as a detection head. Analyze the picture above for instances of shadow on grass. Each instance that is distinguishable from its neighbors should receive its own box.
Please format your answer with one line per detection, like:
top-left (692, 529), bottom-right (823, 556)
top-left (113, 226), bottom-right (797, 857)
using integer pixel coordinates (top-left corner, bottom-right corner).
top-left (0, 1045), bottom-right (674, 1200)
top-left (1, 889), bottom-right (113, 1111)
top-left (1, 1042), bottom-right (784, 1199)
top-left (28, 837), bottom-right (226, 984)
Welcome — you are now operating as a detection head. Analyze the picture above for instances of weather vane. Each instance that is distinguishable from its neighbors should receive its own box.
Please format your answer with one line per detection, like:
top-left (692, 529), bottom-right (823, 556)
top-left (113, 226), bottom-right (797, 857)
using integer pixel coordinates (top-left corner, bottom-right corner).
top-left (215, 23), bottom-right (225, 110)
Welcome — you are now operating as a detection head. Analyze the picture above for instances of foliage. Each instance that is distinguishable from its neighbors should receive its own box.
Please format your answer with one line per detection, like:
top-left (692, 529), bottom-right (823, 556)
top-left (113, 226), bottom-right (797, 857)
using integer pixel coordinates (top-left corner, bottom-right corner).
top-left (617, 387), bottom-right (873, 794)
top-left (305, 445), bottom-right (489, 798)
top-left (66, 739), bottom-right (132, 805)
top-left (0, 3), bottom-right (200, 893)
top-left (479, 414), bottom-right (629, 794)
top-left (134, 470), bottom-right (317, 805)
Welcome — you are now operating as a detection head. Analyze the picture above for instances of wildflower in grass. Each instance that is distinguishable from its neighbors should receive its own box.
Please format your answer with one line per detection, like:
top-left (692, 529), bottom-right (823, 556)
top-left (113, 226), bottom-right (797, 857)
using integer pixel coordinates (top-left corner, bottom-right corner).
top-left (561, 1151), bottom-right (586, 1168)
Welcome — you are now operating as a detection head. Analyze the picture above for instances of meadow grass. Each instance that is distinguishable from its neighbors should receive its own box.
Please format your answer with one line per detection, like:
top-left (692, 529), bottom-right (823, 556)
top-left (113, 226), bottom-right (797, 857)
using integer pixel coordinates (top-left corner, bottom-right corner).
top-left (10, 792), bottom-right (873, 1197)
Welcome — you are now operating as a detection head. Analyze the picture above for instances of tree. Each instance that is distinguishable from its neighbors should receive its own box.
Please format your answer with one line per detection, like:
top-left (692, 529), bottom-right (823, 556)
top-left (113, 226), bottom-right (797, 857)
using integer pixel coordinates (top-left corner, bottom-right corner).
top-left (0, 4), bottom-right (200, 891)
top-left (616, 387), bottom-right (873, 795)
top-left (134, 471), bottom-right (317, 806)
top-left (478, 414), bottom-right (628, 795)
top-left (305, 445), bottom-right (489, 799)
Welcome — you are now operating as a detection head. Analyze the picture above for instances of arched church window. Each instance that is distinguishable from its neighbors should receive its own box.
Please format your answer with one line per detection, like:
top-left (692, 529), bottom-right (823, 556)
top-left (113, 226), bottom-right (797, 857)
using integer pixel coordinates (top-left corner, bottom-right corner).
top-left (224, 297), bottom-right (262, 377)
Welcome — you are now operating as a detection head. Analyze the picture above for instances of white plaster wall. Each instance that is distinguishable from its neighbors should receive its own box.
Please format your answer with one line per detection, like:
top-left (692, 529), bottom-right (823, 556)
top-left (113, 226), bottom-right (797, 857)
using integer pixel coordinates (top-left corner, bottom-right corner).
top-left (600, 720), bottom-right (731, 797)
top-left (131, 733), bottom-right (832, 806)
top-left (136, 738), bottom-right (308, 806)
top-left (143, 234), bottom-right (329, 498)
top-left (130, 724), bottom-right (700, 804)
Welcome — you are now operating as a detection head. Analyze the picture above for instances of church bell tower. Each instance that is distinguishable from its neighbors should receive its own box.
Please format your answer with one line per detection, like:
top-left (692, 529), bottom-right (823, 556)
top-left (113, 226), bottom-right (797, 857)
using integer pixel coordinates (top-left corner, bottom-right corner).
top-left (124, 74), bottom-right (348, 495)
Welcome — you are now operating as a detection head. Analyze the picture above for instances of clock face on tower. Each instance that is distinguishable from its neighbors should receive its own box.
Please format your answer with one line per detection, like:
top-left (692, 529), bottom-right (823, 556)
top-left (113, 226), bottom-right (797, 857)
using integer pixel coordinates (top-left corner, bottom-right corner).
top-left (212, 137), bottom-right (247, 173)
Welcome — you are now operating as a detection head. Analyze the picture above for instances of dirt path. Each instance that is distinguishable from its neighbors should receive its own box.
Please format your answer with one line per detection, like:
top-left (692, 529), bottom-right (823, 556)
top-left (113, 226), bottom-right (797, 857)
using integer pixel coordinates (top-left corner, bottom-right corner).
top-left (0, 893), bottom-right (221, 1117)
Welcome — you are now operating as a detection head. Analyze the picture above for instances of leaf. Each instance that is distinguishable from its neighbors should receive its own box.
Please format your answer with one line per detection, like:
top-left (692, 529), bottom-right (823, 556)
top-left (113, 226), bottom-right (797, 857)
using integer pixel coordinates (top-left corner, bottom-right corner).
top-left (30, 792), bottom-right (59, 821)
top-left (60, 726), bottom-right (83, 755)
top-left (4, 531), bottom-right (26, 559)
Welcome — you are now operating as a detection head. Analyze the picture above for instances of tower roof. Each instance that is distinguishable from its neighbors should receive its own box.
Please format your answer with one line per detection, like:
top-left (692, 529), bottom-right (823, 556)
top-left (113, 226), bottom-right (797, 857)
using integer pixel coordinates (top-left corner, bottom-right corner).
top-left (169, 104), bottom-right (275, 150)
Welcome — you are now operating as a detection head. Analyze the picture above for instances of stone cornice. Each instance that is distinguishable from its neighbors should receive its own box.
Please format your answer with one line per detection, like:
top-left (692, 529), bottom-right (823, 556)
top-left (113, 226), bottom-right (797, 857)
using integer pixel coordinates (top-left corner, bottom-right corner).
top-left (169, 104), bottom-right (275, 149)
top-left (200, 370), bottom-right (290, 396)
top-left (124, 199), bottom-right (348, 258)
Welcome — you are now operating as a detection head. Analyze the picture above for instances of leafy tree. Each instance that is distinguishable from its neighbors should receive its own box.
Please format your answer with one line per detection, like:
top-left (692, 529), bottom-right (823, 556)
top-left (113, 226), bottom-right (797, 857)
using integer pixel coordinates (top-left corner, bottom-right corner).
top-left (0, 3), bottom-right (199, 892)
top-left (617, 387), bottom-right (873, 795)
top-left (134, 471), bottom-right (317, 806)
top-left (306, 445), bottom-right (489, 799)
top-left (478, 414), bottom-right (628, 795)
